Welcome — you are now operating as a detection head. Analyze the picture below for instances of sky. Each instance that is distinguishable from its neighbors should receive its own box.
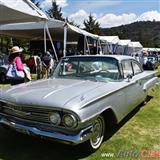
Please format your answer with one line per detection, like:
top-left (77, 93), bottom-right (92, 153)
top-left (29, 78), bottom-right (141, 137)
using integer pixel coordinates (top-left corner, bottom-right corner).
top-left (38, 0), bottom-right (160, 28)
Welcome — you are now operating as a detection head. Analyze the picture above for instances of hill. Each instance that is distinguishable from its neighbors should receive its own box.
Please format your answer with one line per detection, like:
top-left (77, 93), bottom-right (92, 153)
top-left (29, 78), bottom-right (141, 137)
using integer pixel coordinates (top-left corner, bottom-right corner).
top-left (101, 21), bottom-right (160, 48)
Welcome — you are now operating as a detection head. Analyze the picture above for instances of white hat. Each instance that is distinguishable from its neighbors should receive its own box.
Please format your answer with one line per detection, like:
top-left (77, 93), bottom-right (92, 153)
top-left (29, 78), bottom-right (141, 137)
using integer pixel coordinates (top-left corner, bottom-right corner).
top-left (10, 46), bottom-right (23, 54)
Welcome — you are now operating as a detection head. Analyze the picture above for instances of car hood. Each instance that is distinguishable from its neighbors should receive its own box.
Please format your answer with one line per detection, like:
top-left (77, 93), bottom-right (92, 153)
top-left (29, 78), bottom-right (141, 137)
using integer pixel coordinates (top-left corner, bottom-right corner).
top-left (1, 78), bottom-right (115, 110)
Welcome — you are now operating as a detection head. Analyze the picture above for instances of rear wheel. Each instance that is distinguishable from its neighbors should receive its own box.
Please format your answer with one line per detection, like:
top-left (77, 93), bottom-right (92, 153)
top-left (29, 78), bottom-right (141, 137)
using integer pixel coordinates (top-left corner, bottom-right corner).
top-left (84, 115), bottom-right (105, 152)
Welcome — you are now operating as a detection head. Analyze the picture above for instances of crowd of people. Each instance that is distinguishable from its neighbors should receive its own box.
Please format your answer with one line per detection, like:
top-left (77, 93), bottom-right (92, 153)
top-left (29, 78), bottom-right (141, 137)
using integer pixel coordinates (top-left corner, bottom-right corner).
top-left (26, 51), bottom-right (55, 79)
top-left (134, 51), bottom-right (160, 70)
top-left (5, 46), bottom-right (56, 85)
top-left (4, 45), bottom-right (160, 86)
top-left (4, 45), bottom-right (87, 86)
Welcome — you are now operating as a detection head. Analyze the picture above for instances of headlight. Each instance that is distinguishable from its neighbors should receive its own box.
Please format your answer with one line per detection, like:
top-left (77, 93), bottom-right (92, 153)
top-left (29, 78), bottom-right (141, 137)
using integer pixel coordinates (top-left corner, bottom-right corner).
top-left (49, 112), bottom-right (61, 125)
top-left (63, 114), bottom-right (78, 128)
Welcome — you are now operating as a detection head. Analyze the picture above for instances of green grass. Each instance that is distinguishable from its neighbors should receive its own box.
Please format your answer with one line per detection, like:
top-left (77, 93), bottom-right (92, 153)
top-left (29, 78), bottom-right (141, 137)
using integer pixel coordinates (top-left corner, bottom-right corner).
top-left (0, 84), bottom-right (10, 88)
top-left (0, 85), bottom-right (160, 160)
top-left (85, 87), bottom-right (160, 160)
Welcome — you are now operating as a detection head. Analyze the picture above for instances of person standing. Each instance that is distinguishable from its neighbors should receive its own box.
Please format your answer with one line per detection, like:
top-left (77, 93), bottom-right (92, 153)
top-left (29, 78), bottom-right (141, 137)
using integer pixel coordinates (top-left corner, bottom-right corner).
top-left (35, 53), bottom-right (42, 80)
top-left (42, 51), bottom-right (52, 78)
top-left (7, 46), bottom-right (25, 85)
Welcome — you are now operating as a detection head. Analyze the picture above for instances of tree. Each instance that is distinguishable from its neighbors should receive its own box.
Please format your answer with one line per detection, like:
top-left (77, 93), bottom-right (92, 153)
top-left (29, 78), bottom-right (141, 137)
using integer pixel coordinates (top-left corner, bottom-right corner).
top-left (46, 0), bottom-right (64, 21)
top-left (30, 0), bottom-right (41, 9)
top-left (83, 14), bottom-right (101, 35)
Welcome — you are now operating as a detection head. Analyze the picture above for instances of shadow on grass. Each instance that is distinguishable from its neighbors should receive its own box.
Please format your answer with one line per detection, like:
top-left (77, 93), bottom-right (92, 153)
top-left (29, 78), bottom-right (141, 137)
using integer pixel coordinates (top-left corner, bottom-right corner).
top-left (0, 126), bottom-right (91, 160)
top-left (0, 96), bottom-right (153, 160)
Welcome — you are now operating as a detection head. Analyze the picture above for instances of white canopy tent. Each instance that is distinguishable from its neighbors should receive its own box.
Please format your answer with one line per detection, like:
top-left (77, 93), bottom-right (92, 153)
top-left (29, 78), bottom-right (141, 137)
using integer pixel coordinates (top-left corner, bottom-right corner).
top-left (0, 19), bottom-right (100, 41)
top-left (99, 36), bottom-right (120, 54)
top-left (0, 19), bottom-right (64, 39)
top-left (0, 19), bottom-right (64, 60)
top-left (132, 41), bottom-right (143, 54)
top-left (0, 0), bottom-right (48, 24)
top-left (143, 48), bottom-right (160, 53)
top-left (0, 0), bottom-right (51, 58)
top-left (119, 39), bottom-right (133, 55)
top-left (67, 23), bottom-right (99, 40)
top-left (0, 19), bottom-right (101, 57)
top-left (120, 39), bottom-right (132, 46)
top-left (100, 36), bottom-right (120, 44)
top-left (132, 41), bottom-right (143, 49)
top-left (66, 23), bottom-right (101, 56)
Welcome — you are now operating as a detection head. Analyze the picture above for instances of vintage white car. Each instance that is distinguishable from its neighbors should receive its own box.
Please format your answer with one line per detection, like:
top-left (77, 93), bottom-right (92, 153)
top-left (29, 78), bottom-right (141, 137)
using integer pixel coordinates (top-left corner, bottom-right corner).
top-left (0, 55), bottom-right (158, 151)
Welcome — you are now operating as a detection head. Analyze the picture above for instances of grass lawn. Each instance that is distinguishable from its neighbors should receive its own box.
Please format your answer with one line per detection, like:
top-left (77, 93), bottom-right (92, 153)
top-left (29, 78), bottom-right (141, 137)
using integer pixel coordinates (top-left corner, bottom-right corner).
top-left (0, 84), bottom-right (159, 160)
top-left (0, 84), bottom-right (10, 88)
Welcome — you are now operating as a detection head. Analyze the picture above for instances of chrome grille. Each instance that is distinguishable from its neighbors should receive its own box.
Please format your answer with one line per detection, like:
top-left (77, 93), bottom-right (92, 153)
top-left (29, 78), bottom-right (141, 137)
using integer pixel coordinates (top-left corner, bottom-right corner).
top-left (0, 104), bottom-right (52, 124)
top-left (0, 102), bottom-right (79, 134)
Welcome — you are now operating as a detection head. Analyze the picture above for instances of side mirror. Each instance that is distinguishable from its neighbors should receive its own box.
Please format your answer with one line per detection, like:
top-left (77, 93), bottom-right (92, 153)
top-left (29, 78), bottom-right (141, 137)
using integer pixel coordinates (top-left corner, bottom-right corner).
top-left (126, 74), bottom-right (133, 82)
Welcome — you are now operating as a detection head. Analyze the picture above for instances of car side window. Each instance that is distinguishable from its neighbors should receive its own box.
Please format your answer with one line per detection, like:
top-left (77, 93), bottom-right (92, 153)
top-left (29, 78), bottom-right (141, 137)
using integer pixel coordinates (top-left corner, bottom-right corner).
top-left (121, 60), bottom-right (133, 78)
top-left (132, 61), bottom-right (142, 75)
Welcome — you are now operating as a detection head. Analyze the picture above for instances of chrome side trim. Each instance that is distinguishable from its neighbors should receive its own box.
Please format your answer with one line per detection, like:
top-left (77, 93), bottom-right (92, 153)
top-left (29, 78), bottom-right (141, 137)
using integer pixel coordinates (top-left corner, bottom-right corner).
top-left (0, 117), bottom-right (92, 144)
top-left (143, 77), bottom-right (158, 91)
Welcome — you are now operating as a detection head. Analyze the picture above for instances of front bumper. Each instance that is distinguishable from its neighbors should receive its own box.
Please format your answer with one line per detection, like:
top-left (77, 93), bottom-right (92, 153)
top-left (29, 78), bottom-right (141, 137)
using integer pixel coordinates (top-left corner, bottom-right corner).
top-left (0, 117), bottom-right (93, 145)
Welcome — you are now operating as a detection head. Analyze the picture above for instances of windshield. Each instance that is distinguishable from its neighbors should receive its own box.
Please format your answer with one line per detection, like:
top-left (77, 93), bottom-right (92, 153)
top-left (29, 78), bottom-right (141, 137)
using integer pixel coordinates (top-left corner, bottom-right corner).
top-left (53, 56), bottom-right (121, 82)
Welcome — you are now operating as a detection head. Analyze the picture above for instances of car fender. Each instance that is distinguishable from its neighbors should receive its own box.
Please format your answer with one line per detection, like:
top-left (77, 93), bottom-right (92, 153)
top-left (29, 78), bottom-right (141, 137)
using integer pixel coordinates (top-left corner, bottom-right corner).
top-left (80, 105), bottom-right (118, 124)
top-left (143, 77), bottom-right (158, 92)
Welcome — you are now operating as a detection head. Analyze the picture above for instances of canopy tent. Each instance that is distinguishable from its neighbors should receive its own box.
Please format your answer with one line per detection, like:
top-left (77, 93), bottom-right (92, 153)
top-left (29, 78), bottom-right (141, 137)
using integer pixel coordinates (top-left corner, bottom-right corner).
top-left (0, 19), bottom-right (99, 41)
top-left (67, 23), bottom-right (99, 40)
top-left (118, 39), bottom-right (133, 55)
top-left (120, 39), bottom-right (132, 46)
top-left (99, 36), bottom-right (121, 54)
top-left (0, 19), bottom-right (65, 60)
top-left (66, 23), bottom-right (101, 55)
top-left (100, 36), bottom-right (120, 44)
top-left (132, 41), bottom-right (143, 49)
top-left (0, 19), bottom-right (101, 56)
top-left (0, 19), bottom-right (65, 40)
top-left (143, 48), bottom-right (160, 53)
top-left (0, 0), bottom-right (48, 24)
top-left (132, 41), bottom-right (143, 54)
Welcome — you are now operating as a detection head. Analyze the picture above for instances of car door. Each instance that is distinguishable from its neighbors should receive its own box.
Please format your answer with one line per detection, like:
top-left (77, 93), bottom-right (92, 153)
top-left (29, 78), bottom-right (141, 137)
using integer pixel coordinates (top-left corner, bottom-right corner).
top-left (132, 60), bottom-right (158, 95)
top-left (121, 59), bottom-right (146, 113)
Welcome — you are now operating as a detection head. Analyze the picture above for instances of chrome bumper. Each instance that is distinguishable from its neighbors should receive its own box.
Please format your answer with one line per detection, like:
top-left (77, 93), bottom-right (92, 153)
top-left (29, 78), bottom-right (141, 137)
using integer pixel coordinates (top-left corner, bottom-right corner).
top-left (0, 118), bottom-right (93, 145)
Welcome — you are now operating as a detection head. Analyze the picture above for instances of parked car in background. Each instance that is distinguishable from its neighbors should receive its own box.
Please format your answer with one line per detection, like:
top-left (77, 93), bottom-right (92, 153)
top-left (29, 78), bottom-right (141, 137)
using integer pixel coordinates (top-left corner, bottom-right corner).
top-left (0, 53), bottom-right (8, 83)
top-left (0, 55), bottom-right (158, 151)
top-left (147, 56), bottom-right (159, 69)
top-left (143, 55), bottom-right (160, 70)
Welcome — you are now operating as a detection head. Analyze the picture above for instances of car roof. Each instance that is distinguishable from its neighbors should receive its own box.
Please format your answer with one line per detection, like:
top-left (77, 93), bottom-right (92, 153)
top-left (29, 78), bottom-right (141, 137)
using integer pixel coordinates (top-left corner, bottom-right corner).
top-left (64, 55), bottom-right (135, 61)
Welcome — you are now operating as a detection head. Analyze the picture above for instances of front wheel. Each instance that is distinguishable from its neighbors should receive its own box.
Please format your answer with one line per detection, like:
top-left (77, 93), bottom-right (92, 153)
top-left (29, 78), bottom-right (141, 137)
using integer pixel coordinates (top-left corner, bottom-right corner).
top-left (84, 115), bottom-right (105, 152)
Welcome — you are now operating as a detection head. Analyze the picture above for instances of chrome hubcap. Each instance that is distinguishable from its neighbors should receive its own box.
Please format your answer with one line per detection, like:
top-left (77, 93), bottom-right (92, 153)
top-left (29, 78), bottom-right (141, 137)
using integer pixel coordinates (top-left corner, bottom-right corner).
top-left (90, 116), bottom-right (104, 148)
